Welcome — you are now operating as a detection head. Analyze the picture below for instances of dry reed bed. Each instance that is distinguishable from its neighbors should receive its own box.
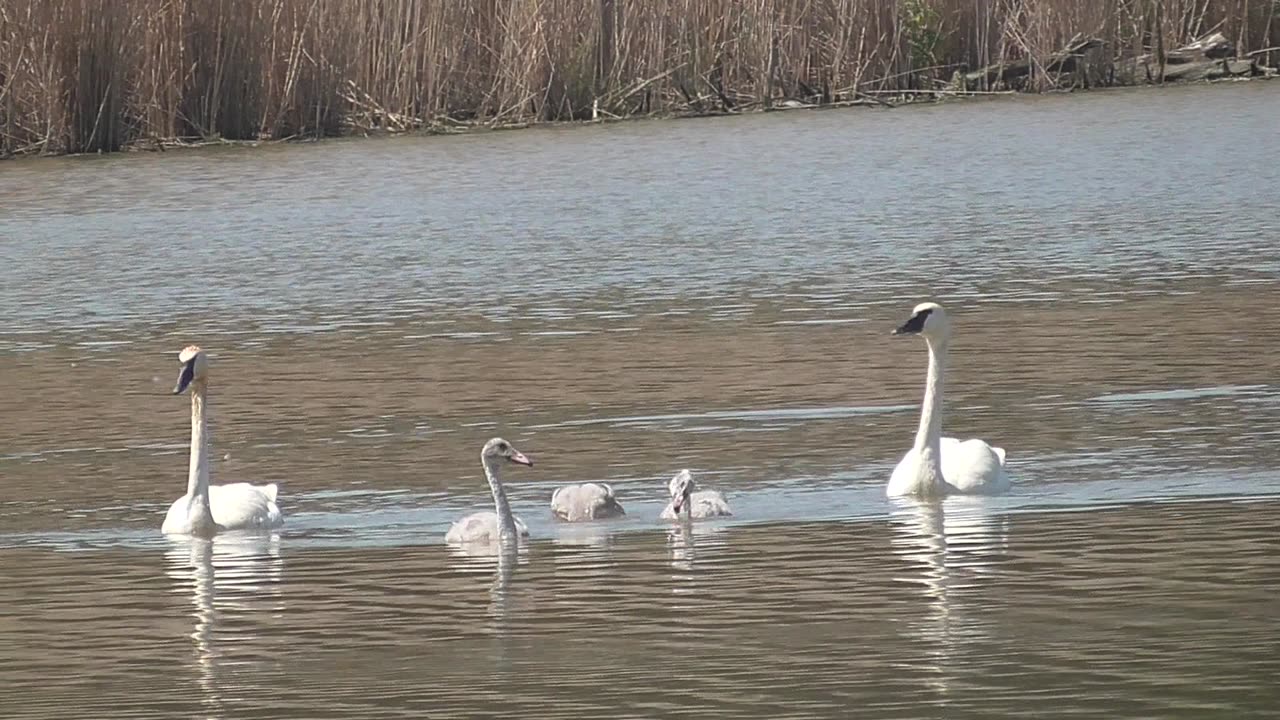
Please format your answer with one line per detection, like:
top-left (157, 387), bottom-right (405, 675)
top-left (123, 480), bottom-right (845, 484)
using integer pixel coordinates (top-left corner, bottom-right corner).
top-left (0, 0), bottom-right (1274, 157)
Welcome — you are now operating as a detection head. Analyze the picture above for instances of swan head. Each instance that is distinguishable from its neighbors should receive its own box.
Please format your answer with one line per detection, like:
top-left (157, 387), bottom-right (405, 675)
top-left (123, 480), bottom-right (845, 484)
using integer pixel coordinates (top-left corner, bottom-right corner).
top-left (893, 302), bottom-right (949, 341)
top-left (173, 345), bottom-right (209, 394)
top-left (482, 437), bottom-right (533, 467)
top-left (668, 469), bottom-right (695, 513)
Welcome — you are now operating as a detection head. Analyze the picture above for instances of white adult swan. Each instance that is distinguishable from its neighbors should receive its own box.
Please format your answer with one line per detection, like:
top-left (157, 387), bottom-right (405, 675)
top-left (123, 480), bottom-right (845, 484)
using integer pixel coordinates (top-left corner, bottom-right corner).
top-left (445, 438), bottom-right (533, 544)
top-left (550, 481), bottom-right (625, 521)
top-left (887, 303), bottom-right (1010, 497)
top-left (162, 346), bottom-right (284, 536)
top-left (659, 469), bottom-right (732, 520)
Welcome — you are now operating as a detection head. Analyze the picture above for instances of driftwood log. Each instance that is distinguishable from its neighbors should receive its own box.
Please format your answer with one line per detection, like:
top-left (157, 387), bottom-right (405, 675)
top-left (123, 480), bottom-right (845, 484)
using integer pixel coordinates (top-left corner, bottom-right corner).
top-left (1116, 32), bottom-right (1270, 83)
top-left (963, 32), bottom-right (1275, 90)
top-left (962, 36), bottom-right (1103, 88)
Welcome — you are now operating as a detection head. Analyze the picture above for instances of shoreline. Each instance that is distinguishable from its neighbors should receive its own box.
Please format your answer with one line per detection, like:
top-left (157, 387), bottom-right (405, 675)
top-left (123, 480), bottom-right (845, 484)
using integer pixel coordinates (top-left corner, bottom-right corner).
top-left (14, 75), bottom-right (1270, 163)
top-left (4, 0), bottom-right (1276, 163)
top-left (4, 7), bottom-right (1276, 162)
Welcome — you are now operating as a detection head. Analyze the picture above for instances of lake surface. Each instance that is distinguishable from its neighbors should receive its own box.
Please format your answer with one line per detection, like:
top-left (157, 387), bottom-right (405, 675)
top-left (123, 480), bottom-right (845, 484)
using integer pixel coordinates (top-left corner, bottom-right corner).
top-left (2, 82), bottom-right (1279, 718)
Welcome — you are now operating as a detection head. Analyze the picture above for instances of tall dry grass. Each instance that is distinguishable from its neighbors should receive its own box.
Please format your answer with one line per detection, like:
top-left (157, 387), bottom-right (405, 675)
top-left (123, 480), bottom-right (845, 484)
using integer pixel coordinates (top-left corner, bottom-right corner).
top-left (1, 0), bottom-right (1274, 156)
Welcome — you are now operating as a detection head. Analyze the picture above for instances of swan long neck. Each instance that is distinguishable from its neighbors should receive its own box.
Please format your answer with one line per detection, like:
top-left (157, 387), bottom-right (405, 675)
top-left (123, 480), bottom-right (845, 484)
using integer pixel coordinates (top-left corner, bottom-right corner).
top-left (913, 337), bottom-right (947, 492)
top-left (188, 382), bottom-right (211, 502)
top-left (183, 381), bottom-right (217, 534)
top-left (483, 457), bottom-right (518, 542)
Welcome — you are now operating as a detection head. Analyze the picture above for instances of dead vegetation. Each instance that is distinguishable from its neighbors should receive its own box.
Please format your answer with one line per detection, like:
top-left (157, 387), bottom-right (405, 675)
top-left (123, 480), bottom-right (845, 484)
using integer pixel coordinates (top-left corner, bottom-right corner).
top-left (1, 0), bottom-right (1275, 157)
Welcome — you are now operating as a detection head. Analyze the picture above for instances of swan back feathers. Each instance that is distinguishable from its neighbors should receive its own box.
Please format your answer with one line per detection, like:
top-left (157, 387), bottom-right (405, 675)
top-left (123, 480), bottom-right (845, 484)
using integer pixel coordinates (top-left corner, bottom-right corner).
top-left (550, 482), bottom-right (625, 521)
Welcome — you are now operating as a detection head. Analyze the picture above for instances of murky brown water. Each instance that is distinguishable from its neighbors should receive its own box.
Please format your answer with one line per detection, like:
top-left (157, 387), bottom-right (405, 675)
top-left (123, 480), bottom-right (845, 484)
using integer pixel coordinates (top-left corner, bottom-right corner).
top-left (2, 82), bottom-right (1279, 718)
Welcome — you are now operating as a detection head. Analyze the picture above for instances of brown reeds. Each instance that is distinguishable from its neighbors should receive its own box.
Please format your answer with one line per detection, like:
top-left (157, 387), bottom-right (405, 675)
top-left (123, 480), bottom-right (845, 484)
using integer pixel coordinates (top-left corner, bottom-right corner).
top-left (0, 0), bottom-right (1274, 157)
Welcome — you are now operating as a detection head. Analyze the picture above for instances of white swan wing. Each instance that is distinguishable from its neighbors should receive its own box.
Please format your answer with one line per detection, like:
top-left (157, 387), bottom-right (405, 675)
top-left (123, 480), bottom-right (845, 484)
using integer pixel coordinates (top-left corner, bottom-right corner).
top-left (689, 490), bottom-right (732, 518)
top-left (446, 511), bottom-right (530, 544)
top-left (888, 442), bottom-right (1009, 496)
top-left (162, 494), bottom-right (214, 535)
top-left (446, 513), bottom-right (491, 543)
top-left (940, 438), bottom-right (1010, 494)
top-left (207, 483), bottom-right (284, 530)
top-left (550, 483), bottom-right (625, 521)
top-left (888, 449), bottom-right (925, 497)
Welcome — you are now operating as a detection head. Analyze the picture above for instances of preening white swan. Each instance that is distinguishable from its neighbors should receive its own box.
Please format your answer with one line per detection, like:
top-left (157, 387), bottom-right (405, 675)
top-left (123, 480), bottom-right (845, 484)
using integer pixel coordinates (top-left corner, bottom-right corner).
top-left (162, 346), bottom-right (284, 536)
top-left (445, 438), bottom-right (533, 544)
top-left (660, 469), bottom-right (732, 520)
top-left (550, 482), bottom-right (626, 522)
top-left (887, 303), bottom-right (1011, 497)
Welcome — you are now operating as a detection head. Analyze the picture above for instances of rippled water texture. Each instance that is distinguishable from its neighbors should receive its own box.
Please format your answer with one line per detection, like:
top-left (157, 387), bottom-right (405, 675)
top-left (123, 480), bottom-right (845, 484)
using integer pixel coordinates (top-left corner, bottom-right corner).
top-left (2, 83), bottom-right (1279, 718)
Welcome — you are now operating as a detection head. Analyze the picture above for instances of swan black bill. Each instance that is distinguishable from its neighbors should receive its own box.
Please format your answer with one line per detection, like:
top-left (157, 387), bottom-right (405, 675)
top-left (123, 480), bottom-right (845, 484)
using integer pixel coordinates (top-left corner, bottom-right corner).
top-left (173, 360), bottom-right (195, 394)
top-left (893, 308), bottom-right (932, 336)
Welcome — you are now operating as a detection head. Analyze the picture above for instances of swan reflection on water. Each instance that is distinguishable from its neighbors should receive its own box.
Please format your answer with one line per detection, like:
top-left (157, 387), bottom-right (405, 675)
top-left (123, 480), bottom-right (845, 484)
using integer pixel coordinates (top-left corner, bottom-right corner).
top-left (163, 532), bottom-right (284, 720)
top-left (666, 520), bottom-right (730, 594)
top-left (887, 497), bottom-right (1011, 697)
top-left (445, 541), bottom-right (528, 623)
top-left (549, 521), bottom-right (619, 550)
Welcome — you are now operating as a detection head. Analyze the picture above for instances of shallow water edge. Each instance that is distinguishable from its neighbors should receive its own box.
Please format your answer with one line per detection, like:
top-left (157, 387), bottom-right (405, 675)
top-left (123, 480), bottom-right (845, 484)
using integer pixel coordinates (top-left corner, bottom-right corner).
top-left (1, 77), bottom-right (1272, 162)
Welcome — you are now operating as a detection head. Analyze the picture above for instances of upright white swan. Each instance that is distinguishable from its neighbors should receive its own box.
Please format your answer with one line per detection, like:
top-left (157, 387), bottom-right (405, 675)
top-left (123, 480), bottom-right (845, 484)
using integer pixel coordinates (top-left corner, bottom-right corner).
top-left (660, 469), bottom-right (732, 520)
top-left (445, 438), bottom-right (533, 544)
top-left (550, 481), bottom-right (626, 521)
top-left (887, 303), bottom-right (1011, 497)
top-left (162, 346), bottom-right (284, 536)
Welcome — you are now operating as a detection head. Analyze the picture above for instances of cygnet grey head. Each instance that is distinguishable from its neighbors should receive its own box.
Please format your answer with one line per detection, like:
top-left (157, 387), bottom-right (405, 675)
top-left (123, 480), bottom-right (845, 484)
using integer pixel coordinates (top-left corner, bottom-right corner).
top-left (668, 469), bottom-right (695, 513)
top-left (482, 437), bottom-right (533, 466)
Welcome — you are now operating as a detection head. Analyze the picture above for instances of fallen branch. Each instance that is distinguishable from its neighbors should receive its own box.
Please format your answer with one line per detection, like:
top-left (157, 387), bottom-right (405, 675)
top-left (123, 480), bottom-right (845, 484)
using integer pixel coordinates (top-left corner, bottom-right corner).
top-left (858, 88), bottom-right (1014, 96)
top-left (599, 65), bottom-right (684, 108)
top-left (963, 35), bottom-right (1103, 87)
top-left (1117, 34), bottom-right (1267, 83)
